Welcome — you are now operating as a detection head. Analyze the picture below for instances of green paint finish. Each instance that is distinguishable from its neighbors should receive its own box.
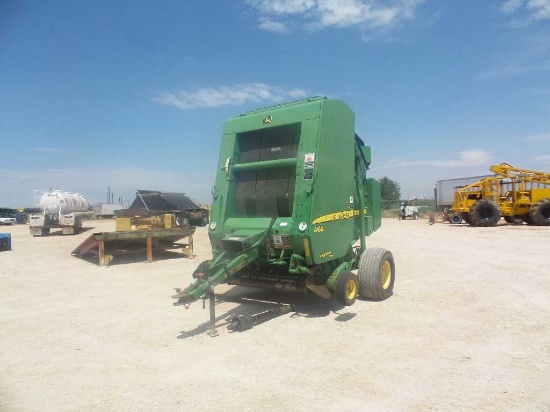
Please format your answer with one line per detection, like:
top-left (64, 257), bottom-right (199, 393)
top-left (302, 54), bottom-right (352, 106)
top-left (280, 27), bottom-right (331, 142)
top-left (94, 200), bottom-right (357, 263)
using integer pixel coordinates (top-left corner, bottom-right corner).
top-left (365, 178), bottom-right (382, 232)
top-left (176, 97), bottom-right (383, 305)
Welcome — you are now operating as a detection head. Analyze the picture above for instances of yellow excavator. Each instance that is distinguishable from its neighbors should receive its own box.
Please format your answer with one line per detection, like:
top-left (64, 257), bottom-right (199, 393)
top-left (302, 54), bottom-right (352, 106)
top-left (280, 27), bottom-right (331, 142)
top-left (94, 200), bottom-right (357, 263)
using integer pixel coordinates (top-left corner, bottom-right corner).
top-left (451, 163), bottom-right (550, 226)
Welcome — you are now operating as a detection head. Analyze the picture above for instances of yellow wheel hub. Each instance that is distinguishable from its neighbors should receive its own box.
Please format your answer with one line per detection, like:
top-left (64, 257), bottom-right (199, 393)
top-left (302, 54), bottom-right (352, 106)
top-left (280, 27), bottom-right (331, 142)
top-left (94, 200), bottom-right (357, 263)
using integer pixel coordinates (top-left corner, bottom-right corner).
top-left (346, 279), bottom-right (358, 300)
top-left (381, 260), bottom-right (392, 289)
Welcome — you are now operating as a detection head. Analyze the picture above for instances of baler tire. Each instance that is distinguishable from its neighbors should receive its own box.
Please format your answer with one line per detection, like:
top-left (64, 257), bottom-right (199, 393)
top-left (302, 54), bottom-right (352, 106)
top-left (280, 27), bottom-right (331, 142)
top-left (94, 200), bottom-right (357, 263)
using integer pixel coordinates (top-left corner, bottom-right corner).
top-left (450, 213), bottom-right (462, 224)
top-left (469, 200), bottom-right (501, 227)
top-left (530, 198), bottom-right (550, 226)
top-left (358, 247), bottom-right (395, 301)
top-left (335, 272), bottom-right (359, 306)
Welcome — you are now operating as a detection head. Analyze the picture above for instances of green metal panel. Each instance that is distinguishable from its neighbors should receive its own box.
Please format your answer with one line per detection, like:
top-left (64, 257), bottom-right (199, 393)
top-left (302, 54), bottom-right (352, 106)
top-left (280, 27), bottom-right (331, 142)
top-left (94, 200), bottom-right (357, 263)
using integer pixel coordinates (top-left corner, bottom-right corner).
top-left (365, 178), bottom-right (382, 233)
top-left (307, 100), bottom-right (356, 264)
top-left (208, 97), bottom-right (381, 259)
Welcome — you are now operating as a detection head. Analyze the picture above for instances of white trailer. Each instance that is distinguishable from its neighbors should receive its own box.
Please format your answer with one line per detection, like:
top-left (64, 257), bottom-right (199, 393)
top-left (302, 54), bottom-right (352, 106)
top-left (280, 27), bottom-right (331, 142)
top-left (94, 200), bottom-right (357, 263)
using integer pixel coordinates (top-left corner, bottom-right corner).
top-left (29, 190), bottom-right (90, 236)
top-left (435, 175), bottom-right (492, 208)
top-left (93, 203), bottom-right (123, 218)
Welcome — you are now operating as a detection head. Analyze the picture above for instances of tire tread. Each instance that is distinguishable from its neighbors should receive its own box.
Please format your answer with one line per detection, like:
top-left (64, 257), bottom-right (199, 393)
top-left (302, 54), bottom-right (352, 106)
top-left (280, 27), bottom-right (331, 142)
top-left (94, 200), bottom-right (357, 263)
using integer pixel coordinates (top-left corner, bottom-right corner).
top-left (358, 247), bottom-right (395, 301)
top-left (530, 198), bottom-right (550, 226)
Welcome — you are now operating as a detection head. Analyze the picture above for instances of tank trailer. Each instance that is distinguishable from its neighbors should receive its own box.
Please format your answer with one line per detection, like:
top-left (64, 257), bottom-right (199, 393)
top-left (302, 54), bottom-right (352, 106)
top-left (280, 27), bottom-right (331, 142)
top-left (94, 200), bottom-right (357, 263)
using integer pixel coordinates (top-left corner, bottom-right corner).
top-left (172, 97), bottom-right (395, 335)
top-left (29, 190), bottom-right (90, 236)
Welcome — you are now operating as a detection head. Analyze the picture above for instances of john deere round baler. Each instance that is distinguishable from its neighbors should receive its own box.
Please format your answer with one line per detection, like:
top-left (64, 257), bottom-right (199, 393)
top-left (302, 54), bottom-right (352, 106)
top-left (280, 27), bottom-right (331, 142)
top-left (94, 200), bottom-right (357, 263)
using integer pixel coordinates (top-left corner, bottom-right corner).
top-left (172, 97), bottom-right (395, 333)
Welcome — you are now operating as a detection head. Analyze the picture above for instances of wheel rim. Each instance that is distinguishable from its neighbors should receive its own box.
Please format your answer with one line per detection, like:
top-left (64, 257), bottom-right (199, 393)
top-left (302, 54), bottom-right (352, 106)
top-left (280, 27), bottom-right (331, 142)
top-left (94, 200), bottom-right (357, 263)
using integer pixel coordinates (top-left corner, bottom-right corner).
top-left (346, 279), bottom-right (357, 300)
top-left (381, 260), bottom-right (391, 289)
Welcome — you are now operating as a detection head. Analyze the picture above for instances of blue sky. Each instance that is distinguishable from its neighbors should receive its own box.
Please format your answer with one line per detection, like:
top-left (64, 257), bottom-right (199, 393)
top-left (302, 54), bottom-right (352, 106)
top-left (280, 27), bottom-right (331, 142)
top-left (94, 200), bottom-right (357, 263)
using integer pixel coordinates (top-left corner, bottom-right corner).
top-left (1, 0), bottom-right (549, 207)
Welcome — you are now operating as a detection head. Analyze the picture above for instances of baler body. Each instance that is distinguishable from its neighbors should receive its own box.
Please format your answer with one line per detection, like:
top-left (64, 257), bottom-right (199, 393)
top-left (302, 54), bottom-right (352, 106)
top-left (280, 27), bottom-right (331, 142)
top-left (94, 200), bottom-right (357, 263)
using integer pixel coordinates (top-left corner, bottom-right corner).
top-left (174, 97), bottom-right (389, 306)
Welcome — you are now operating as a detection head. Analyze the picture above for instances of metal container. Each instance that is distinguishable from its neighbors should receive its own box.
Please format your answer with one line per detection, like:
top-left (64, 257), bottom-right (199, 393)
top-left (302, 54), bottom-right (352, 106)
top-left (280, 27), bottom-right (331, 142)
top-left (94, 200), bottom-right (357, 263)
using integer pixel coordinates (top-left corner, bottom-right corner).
top-left (0, 233), bottom-right (11, 251)
top-left (435, 175), bottom-right (492, 207)
top-left (39, 190), bottom-right (89, 215)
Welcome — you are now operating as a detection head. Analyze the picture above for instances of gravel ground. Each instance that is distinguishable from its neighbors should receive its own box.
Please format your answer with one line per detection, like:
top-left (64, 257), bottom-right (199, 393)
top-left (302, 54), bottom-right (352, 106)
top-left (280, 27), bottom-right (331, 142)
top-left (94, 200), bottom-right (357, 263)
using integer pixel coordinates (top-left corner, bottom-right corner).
top-left (1, 218), bottom-right (549, 411)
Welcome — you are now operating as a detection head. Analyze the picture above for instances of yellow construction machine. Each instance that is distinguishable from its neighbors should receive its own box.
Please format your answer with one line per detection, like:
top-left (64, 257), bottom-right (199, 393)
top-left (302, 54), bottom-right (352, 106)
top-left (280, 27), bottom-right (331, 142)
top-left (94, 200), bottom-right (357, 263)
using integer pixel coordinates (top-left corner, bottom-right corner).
top-left (451, 163), bottom-right (550, 226)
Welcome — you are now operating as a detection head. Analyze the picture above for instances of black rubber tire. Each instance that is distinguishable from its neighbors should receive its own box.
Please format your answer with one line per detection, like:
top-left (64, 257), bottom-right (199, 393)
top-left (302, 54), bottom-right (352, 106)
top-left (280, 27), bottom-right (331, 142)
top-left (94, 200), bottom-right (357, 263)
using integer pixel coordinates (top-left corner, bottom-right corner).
top-left (461, 213), bottom-right (472, 225)
top-left (469, 200), bottom-right (501, 227)
top-left (335, 271), bottom-right (359, 306)
top-left (358, 247), bottom-right (395, 301)
top-left (175, 215), bottom-right (189, 227)
top-left (530, 198), bottom-right (550, 226)
top-left (450, 213), bottom-right (462, 224)
top-left (413, 212), bottom-right (419, 220)
top-left (200, 215), bottom-right (209, 227)
top-left (523, 214), bottom-right (534, 225)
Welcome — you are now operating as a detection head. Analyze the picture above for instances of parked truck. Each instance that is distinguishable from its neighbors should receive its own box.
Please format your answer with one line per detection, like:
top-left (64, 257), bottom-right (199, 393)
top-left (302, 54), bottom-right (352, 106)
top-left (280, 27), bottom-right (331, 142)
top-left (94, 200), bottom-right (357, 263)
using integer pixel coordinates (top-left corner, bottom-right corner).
top-left (0, 208), bottom-right (17, 226)
top-left (172, 97), bottom-right (395, 335)
top-left (29, 190), bottom-right (90, 236)
top-left (121, 190), bottom-right (209, 227)
top-left (399, 200), bottom-right (419, 220)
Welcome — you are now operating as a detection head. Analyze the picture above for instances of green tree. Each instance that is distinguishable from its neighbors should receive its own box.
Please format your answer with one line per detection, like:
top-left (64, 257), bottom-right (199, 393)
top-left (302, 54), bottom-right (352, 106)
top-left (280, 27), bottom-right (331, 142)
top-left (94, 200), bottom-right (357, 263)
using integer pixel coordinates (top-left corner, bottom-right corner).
top-left (379, 176), bottom-right (401, 209)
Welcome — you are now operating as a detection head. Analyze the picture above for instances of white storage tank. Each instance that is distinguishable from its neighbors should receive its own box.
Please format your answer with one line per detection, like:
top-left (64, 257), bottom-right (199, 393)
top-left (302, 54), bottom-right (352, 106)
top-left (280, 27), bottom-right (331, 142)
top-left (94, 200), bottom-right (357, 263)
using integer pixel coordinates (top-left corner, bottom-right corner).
top-left (39, 190), bottom-right (89, 215)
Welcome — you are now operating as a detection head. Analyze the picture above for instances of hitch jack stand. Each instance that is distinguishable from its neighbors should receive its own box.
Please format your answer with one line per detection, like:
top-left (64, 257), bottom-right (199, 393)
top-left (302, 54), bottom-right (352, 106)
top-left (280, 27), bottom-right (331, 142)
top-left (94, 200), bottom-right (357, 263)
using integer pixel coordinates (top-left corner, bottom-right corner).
top-left (206, 288), bottom-right (218, 337)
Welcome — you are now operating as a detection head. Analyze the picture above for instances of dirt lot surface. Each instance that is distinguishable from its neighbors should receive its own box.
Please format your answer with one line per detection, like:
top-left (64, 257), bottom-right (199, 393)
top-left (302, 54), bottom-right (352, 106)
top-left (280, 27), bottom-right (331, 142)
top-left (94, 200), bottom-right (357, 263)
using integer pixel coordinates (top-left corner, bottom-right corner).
top-left (1, 218), bottom-right (549, 411)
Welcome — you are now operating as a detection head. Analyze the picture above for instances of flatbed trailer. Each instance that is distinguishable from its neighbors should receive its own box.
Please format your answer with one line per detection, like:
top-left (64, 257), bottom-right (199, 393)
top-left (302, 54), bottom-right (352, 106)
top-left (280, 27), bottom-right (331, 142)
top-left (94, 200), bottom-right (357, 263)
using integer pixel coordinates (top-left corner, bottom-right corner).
top-left (71, 227), bottom-right (195, 267)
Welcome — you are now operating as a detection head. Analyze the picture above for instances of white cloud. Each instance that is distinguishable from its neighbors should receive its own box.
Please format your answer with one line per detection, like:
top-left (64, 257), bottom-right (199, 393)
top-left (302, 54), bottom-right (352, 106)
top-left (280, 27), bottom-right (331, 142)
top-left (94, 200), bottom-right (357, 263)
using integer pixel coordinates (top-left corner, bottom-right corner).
top-left (500, 0), bottom-right (525, 13)
top-left (153, 83), bottom-right (308, 110)
top-left (372, 148), bottom-right (493, 170)
top-left (250, 0), bottom-right (316, 15)
top-left (479, 34), bottom-right (550, 79)
top-left (526, 133), bottom-right (550, 141)
top-left (244, 0), bottom-right (424, 33)
top-left (258, 18), bottom-right (289, 33)
top-left (480, 61), bottom-right (550, 79)
top-left (500, 0), bottom-right (550, 22)
top-left (30, 147), bottom-right (74, 154)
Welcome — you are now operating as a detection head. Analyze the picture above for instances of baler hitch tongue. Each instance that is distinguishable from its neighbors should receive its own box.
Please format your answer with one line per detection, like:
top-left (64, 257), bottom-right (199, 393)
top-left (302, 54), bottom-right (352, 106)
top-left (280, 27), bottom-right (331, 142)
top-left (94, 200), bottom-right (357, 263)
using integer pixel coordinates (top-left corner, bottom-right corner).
top-left (171, 288), bottom-right (197, 307)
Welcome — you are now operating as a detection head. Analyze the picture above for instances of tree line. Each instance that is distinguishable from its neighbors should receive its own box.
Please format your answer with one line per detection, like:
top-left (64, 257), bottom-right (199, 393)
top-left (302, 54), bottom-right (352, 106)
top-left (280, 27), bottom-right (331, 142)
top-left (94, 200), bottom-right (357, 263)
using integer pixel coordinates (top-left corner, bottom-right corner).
top-left (379, 176), bottom-right (435, 211)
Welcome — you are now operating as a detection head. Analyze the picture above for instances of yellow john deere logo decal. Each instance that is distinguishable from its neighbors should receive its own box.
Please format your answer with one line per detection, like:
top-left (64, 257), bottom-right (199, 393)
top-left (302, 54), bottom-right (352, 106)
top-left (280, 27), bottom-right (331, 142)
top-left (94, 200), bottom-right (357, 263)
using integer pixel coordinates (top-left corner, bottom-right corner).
top-left (263, 115), bottom-right (272, 124)
top-left (312, 208), bottom-right (369, 225)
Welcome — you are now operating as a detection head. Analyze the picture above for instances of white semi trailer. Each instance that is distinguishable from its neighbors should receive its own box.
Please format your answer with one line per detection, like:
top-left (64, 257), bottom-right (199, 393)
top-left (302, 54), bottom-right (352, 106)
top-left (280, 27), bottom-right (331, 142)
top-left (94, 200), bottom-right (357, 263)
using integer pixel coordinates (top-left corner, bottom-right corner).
top-left (435, 175), bottom-right (492, 208)
top-left (29, 190), bottom-right (90, 236)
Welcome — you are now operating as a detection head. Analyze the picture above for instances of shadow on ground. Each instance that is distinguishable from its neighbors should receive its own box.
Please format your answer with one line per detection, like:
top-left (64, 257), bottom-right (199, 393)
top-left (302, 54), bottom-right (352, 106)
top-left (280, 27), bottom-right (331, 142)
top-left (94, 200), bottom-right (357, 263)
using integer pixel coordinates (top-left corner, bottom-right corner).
top-left (80, 250), bottom-right (186, 267)
top-left (176, 286), bottom-right (358, 339)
